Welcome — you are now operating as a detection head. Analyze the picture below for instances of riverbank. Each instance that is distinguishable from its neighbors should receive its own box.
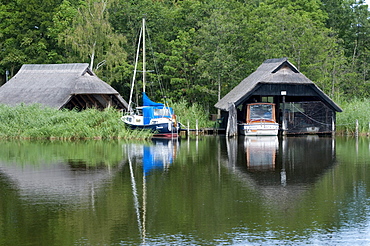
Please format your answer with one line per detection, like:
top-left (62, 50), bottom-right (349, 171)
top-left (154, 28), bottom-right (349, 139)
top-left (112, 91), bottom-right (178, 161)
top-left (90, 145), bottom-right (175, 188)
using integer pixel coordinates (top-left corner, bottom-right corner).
top-left (0, 104), bottom-right (152, 140)
top-left (0, 98), bottom-right (368, 140)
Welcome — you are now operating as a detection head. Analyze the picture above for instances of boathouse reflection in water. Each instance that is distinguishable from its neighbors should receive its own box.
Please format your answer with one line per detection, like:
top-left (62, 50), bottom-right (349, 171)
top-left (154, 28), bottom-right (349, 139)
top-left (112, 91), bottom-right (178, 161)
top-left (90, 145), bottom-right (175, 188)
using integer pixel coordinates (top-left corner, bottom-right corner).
top-left (226, 135), bottom-right (336, 186)
top-left (225, 135), bottom-right (337, 210)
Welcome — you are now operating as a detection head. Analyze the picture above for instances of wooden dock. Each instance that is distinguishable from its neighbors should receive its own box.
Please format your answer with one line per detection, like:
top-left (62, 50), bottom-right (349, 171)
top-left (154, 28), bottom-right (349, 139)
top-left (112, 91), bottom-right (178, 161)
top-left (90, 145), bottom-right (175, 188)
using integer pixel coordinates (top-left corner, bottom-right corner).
top-left (180, 128), bottom-right (226, 136)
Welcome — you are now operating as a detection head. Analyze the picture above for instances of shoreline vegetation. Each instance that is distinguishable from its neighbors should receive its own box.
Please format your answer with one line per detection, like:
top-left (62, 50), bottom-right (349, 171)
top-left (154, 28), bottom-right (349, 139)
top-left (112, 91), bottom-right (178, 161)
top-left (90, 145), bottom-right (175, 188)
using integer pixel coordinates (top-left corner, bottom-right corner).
top-left (336, 98), bottom-right (370, 136)
top-left (0, 100), bottom-right (214, 140)
top-left (0, 98), bottom-right (369, 140)
top-left (0, 104), bottom-right (152, 140)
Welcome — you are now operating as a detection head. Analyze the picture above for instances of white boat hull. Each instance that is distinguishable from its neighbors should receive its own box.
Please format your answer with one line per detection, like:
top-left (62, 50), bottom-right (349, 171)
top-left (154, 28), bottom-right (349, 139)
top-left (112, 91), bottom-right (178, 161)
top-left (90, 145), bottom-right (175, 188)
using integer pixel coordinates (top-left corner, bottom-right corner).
top-left (121, 115), bottom-right (180, 137)
top-left (239, 123), bottom-right (279, 136)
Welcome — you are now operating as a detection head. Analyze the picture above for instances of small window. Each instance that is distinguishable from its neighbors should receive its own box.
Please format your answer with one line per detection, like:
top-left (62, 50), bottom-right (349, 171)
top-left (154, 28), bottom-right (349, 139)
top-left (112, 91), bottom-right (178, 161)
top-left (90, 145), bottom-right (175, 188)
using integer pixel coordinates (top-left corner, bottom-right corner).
top-left (262, 97), bottom-right (274, 103)
top-left (250, 104), bottom-right (273, 120)
top-left (154, 108), bottom-right (171, 117)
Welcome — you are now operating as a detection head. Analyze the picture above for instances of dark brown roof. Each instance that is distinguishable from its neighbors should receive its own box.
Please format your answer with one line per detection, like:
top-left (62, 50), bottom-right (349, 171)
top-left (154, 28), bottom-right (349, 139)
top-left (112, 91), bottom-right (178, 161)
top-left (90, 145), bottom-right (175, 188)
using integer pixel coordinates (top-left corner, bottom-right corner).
top-left (215, 58), bottom-right (342, 112)
top-left (0, 63), bottom-right (128, 109)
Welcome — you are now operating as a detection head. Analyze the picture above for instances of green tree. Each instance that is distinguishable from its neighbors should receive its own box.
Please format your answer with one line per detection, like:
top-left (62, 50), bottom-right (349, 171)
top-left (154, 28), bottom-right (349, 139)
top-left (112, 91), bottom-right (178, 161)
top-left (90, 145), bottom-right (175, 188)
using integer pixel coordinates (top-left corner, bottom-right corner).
top-left (195, 3), bottom-right (247, 112)
top-left (58, 0), bottom-right (127, 76)
top-left (321, 0), bottom-right (370, 97)
top-left (108, 0), bottom-right (208, 103)
top-left (0, 0), bottom-right (63, 83)
top-left (244, 1), bottom-right (345, 97)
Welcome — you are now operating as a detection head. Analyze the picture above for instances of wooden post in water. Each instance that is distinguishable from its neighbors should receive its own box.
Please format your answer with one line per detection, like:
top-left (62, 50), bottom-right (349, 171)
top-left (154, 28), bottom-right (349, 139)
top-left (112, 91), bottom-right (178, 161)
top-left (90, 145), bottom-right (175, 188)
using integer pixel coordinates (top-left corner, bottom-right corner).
top-left (355, 119), bottom-right (359, 137)
top-left (196, 119), bottom-right (199, 136)
top-left (187, 120), bottom-right (190, 138)
top-left (332, 116), bottom-right (335, 136)
top-left (281, 91), bottom-right (287, 135)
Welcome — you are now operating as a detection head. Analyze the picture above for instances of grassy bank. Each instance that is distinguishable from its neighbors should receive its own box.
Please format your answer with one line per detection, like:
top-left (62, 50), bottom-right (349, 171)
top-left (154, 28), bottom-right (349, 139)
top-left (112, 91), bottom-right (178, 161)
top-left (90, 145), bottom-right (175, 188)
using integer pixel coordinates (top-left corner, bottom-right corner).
top-left (0, 104), bottom-right (152, 140)
top-left (336, 98), bottom-right (370, 135)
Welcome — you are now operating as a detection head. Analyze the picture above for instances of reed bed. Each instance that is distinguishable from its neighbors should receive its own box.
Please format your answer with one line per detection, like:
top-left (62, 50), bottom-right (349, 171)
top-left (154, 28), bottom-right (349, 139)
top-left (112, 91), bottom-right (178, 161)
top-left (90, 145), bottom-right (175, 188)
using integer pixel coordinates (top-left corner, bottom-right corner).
top-left (171, 99), bottom-right (214, 129)
top-left (0, 104), bottom-right (152, 140)
top-left (336, 98), bottom-right (370, 135)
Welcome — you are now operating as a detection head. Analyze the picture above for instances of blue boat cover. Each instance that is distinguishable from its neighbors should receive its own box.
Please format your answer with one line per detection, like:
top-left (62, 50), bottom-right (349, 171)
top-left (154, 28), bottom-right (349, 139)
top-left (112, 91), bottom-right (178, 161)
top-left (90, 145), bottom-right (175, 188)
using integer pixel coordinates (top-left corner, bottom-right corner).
top-left (141, 92), bottom-right (174, 125)
top-left (142, 92), bottom-right (164, 106)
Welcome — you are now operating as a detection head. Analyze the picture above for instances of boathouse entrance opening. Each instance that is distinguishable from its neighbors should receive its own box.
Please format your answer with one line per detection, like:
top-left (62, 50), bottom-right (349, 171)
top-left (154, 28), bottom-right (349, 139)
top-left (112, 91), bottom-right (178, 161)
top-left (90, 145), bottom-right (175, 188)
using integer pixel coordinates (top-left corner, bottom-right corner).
top-left (236, 94), bottom-right (335, 135)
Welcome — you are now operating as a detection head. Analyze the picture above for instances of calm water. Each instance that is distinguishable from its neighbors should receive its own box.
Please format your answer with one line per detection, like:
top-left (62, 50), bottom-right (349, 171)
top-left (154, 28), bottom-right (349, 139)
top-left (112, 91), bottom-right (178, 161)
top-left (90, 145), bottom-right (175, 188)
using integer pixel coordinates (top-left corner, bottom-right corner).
top-left (0, 136), bottom-right (369, 245)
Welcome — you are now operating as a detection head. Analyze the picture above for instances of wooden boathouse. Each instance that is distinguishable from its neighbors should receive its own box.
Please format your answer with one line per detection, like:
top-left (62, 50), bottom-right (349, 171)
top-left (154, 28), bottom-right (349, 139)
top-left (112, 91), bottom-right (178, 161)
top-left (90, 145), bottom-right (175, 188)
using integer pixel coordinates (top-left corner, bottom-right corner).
top-left (215, 58), bottom-right (342, 136)
top-left (0, 63), bottom-right (128, 110)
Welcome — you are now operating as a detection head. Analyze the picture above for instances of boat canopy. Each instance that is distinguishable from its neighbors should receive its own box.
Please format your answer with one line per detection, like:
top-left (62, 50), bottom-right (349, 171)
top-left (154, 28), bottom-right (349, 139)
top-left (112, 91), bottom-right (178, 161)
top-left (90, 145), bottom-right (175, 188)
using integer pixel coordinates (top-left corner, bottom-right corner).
top-left (142, 106), bottom-right (174, 124)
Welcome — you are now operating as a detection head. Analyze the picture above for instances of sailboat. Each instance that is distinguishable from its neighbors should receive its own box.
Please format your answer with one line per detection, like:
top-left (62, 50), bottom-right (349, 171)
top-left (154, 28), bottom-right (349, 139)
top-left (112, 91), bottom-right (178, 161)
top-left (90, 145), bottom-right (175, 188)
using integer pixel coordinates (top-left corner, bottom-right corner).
top-left (121, 18), bottom-right (181, 137)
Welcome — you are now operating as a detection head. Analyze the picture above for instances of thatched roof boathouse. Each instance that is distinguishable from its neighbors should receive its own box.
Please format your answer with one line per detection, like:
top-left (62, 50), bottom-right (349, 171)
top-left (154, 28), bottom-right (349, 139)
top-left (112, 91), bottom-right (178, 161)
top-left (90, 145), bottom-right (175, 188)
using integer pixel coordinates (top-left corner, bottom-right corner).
top-left (0, 63), bottom-right (128, 110)
top-left (215, 58), bottom-right (342, 136)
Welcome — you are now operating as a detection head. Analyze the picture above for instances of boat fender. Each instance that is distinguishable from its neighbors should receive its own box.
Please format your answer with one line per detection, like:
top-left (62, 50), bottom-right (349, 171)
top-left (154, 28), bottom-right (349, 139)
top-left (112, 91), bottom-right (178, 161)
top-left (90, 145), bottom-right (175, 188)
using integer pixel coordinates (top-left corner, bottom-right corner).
top-left (168, 121), bottom-right (172, 131)
top-left (172, 114), bottom-right (177, 127)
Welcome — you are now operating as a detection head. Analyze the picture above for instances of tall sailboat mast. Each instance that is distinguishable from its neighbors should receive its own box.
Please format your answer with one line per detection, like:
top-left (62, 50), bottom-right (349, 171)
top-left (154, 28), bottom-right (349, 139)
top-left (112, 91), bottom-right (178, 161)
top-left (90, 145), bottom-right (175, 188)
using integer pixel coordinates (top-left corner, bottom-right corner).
top-left (128, 18), bottom-right (145, 111)
top-left (142, 18), bottom-right (146, 93)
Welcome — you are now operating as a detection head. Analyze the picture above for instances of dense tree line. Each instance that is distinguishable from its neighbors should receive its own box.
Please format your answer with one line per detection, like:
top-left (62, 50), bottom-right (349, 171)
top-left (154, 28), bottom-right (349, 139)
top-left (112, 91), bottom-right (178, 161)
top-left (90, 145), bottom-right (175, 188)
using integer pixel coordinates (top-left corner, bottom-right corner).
top-left (1, 0), bottom-right (369, 113)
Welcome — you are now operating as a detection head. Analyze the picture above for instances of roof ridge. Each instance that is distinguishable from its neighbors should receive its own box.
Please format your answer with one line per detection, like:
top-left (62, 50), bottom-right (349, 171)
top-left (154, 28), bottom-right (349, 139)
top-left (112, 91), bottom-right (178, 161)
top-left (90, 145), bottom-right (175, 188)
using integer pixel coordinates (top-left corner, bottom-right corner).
top-left (19, 63), bottom-right (90, 73)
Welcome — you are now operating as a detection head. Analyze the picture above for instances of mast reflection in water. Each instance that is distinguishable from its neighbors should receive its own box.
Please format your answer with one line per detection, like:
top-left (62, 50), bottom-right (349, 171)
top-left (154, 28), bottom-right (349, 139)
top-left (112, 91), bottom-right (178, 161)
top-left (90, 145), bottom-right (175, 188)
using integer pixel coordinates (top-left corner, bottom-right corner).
top-left (123, 138), bottom-right (180, 244)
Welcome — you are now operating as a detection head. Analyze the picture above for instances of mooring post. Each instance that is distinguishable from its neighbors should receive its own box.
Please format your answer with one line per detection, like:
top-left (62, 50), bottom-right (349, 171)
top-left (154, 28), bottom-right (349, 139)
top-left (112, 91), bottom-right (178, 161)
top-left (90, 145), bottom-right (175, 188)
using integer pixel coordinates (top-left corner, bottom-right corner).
top-left (187, 120), bottom-right (190, 137)
top-left (196, 119), bottom-right (199, 136)
top-left (355, 119), bottom-right (359, 137)
top-left (281, 91), bottom-right (287, 135)
top-left (332, 116), bottom-right (335, 136)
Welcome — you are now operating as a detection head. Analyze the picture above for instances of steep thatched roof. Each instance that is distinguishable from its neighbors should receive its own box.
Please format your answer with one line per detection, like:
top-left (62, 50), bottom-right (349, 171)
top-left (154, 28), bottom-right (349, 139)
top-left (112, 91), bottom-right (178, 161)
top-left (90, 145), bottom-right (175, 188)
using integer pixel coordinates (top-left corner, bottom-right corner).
top-left (215, 58), bottom-right (342, 112)
top-left (0, 63), bottom-right (128, 110)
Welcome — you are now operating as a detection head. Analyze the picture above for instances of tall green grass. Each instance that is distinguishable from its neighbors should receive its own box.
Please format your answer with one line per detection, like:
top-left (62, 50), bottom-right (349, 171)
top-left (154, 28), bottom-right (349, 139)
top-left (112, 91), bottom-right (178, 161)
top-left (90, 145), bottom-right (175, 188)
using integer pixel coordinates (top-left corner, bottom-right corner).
top-left (170, 99), bottom-right (214, 129)
top-left (0, 104), bottom-right (152, 140)
top-left (336, 98), bottom-right (370, 135)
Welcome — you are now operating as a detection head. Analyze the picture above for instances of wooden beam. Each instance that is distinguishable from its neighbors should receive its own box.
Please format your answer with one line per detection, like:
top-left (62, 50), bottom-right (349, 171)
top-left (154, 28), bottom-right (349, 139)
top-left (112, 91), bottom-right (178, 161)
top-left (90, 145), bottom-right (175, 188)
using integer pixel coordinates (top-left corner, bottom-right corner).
top-left (73, 95), bottom-right (85, 109)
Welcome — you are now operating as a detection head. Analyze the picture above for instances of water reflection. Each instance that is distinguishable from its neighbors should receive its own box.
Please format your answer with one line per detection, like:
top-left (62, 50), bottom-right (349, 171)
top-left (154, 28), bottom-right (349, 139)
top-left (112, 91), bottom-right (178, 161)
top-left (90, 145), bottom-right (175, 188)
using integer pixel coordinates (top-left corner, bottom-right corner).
top-left (0, 137), bottom-right (369, 245)
top-left (244, 136), bottom-right (279, 171)
top-left (123, 138), bottom-right (180, 244)
top-left (229, 136), bottom-right (337, 185)
top-left (225, 136), bottom-right (337, 211)
top-left (124, 138), bottom-right (179, 176)
top-left (0, 141), bottom-right (123, 205)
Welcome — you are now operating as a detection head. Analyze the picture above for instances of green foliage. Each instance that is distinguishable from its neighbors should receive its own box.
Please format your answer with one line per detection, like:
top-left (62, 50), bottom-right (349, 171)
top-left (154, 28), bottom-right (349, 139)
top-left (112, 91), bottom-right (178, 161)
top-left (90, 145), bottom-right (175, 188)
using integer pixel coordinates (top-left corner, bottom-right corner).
top-left (0, 104), bottom-right (152, 140)
top-left (57, 0), bottom-right (128, 74)
top-left (336, 98), bottom-right (370, 134)
top-left (2, 0), bottom-right (370, 110)
top-left (171, 99), bottom-right (214, 129)
top-left (0, 0), bottom-right (64, 79)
